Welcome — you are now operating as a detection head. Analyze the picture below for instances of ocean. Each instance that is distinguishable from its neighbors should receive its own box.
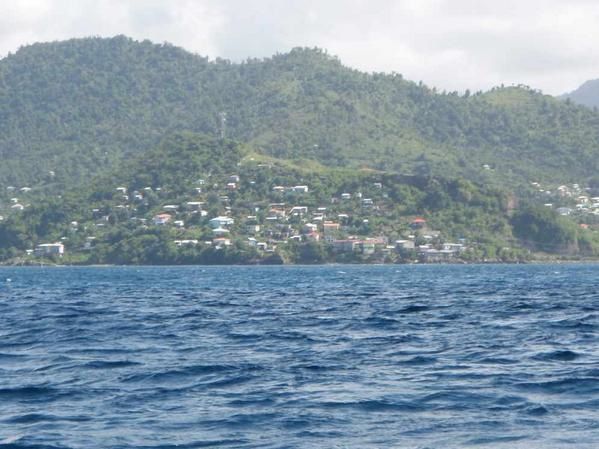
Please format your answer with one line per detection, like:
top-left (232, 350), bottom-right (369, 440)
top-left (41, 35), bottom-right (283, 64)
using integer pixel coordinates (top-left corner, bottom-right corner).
top-left (0, 265), bottom-right (598, 448)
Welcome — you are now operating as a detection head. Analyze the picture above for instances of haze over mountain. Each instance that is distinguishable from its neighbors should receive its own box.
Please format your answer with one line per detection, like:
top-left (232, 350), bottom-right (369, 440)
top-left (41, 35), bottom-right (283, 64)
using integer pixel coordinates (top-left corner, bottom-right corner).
top-left (562, 79), bottom-right (599, 109)
top-left (2, 36), bottom-right (599, 188)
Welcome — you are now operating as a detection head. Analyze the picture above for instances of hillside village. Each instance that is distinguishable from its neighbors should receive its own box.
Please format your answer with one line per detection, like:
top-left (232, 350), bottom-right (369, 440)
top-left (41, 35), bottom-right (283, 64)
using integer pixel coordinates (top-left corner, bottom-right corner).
top-left (0, 134), bottom-right (599, 263)
top-left (0, 163), bottom-right (469, 264)
top-left (2, 147), bottom-right (599, 265)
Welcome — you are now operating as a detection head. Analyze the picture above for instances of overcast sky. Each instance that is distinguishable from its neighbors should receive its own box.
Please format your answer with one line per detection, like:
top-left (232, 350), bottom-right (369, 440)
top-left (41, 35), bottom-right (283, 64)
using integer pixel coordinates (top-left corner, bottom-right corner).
top-left (2, 0), bottom-right (599, 95)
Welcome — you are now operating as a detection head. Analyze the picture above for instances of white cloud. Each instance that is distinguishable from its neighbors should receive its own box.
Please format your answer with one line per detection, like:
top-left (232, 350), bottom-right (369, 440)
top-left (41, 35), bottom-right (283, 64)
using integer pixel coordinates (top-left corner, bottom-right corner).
top-left (0, 0), bottom-right (598, 94)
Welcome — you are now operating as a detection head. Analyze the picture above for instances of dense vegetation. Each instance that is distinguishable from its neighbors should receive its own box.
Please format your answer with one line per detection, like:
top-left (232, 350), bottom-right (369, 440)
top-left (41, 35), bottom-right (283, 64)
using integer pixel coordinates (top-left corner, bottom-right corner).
top-left (0, 133), bottom-right (557, 265)
top-left (2, 36), bottom-right (599, 189)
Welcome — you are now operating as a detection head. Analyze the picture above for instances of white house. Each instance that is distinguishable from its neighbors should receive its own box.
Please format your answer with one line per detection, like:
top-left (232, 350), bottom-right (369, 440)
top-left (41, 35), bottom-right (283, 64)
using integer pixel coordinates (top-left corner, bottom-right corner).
top-left (212, 227), bottom-right (230, 236)
top-left (303, 223), bottom-right (318, 234)
top-left (289, 206), bottom-right (308, 217)
top-left (209, 216), bottom-right (234, 228)
top-left (34, 243), bottom-right (65, 257)
top-left (186, 201), bottom-right (205, 211)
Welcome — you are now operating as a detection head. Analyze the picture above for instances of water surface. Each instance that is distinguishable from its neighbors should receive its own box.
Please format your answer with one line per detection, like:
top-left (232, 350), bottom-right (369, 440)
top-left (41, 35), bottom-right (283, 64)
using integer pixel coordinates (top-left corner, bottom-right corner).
top-left (0, 265), bottom-right (598, 448)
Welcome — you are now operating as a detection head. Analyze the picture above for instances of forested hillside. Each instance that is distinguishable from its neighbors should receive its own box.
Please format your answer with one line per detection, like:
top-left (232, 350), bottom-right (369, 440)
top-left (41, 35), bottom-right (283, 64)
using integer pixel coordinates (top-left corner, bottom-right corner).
top-left (2, 133), bottom-right (598, 264)
top-left (2, 35), bottom-right (599, 187)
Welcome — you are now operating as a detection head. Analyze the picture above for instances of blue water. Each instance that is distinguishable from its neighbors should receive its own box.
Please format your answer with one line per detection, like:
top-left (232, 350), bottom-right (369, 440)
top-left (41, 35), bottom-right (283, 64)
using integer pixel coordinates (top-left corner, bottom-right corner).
top-left (0, 265), bottom-right (598, 448)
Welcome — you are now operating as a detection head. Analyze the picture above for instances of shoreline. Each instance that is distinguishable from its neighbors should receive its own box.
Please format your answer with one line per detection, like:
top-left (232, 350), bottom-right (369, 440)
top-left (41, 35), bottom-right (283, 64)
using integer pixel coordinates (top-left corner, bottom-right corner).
top-left (2, 259), bottom-right (599, 267)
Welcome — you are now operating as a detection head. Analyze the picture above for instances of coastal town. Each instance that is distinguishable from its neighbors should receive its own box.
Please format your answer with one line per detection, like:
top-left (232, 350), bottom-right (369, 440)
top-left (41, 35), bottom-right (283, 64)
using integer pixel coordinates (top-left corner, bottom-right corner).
top-left (1, 155), bottom-right (597, 264)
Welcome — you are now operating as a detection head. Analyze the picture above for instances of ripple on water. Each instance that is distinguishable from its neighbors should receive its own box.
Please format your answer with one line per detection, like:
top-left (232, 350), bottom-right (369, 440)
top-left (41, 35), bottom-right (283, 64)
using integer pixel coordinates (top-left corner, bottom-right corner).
top-left (0, 265), bottom-right (597, 448)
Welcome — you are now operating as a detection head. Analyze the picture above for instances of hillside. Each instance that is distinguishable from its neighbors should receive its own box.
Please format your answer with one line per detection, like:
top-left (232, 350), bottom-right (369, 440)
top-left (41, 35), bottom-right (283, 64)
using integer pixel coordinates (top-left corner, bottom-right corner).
top-left (2, 133), bottom-right (598, 265)
top-left (2, 36), bottom-right (599, 188)
top-left (562, 79), bottom-right (599, 109)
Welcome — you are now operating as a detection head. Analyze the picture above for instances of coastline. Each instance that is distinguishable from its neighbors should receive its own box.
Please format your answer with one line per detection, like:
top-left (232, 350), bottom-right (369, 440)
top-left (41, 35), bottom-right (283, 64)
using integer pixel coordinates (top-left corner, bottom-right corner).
top-left (2, 258), bottom-right (599, 267)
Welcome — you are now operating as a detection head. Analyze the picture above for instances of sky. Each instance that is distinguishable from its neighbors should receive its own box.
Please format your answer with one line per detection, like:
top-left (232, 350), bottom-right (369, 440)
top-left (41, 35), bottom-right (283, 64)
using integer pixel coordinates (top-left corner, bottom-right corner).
top-left (1, 0), bottom-right (599, 95)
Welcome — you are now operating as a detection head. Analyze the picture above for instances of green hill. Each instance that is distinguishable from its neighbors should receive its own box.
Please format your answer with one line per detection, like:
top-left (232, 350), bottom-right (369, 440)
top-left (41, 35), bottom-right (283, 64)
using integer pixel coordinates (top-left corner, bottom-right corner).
top-left (1, 36), bottom-right (599, 188)
top-left (3, 133), bottom-right (598, 265)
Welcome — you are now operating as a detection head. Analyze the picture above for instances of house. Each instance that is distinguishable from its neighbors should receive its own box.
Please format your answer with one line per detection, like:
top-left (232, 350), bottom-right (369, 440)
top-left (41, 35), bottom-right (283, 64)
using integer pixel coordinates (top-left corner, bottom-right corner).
top-left (209, 216), bottom-right (234, 228)
top-left (173, 220), bottom-right (185, 228)
top-left (153, 213), bottom-right (172, 225)
top-left (556, 207), bottom-right (573, 216)
top-left (246, 224), bottom-right (261, 234)
top-left (229, 175), bottom-right (240, 183)
top-left (442, 243), bottom-right (465, 253)
top-left (360, 241), bottom-right (376, 255)
top-left (289, 206), bottom-right (308, 217)
top-left (11, 203), bottom-right (24, 211)
top-left (268, 204), bottom-right (286, 219)
top-left (365, 237), bottom-right (387, 247)
top-left (341, 193), bottom-right (351, 200)
top-left (174, 240), bottom-right (199, 247)
top-left (213, 237), bottom-right (231, 247)
top-left (333, 239), bottom-right (361, 253)
top-left (396, 240), bottom-right (415, 250)
top-left (292, 185), bottom-right (309, 193)
top-left (186, 201), bottom-right (204, 211)
top-left (212, 227), bottom-right (230, 236)
top-left (84, 237), bottom-right (96, 250)
top-left (226, 182), bottom-right (237, 190)
top-left (323, 221), bottom-right (341, 242)
top-left (34, 243), bottom-right (65, 257)
top-left (577, 195), bottom-right (590, 204)
top-left (273, 186), bottom-right (286, 193)
top-left (20, 187), bottom-right (32, 193)
top-left (420, 248), bottom-right (455, 263)
top-left (303, 223), bottom-right (318, 234)
top-left (116, 186), bottom-right (127, 194)
top-left (306, 231), bottom-right (320, 242)
top-left (362, 198), bottom-right (374, 207)
top-left (410, 218), bottom-right (427, 229)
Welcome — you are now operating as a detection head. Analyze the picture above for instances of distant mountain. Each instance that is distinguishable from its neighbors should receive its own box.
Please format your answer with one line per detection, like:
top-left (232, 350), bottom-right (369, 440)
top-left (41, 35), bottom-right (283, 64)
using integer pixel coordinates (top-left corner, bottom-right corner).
top-left (2, 35), bottom-right (599, 188)
top-left (562, 79), bottom-right (599, 109)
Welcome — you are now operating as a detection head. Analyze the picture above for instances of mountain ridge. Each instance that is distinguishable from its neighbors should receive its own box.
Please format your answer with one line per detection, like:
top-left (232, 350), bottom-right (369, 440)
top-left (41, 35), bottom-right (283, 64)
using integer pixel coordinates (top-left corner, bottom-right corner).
top-left (1, 35), bottom-right (599, 188)
top-left (562, 79), bottom-right (599, 109)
